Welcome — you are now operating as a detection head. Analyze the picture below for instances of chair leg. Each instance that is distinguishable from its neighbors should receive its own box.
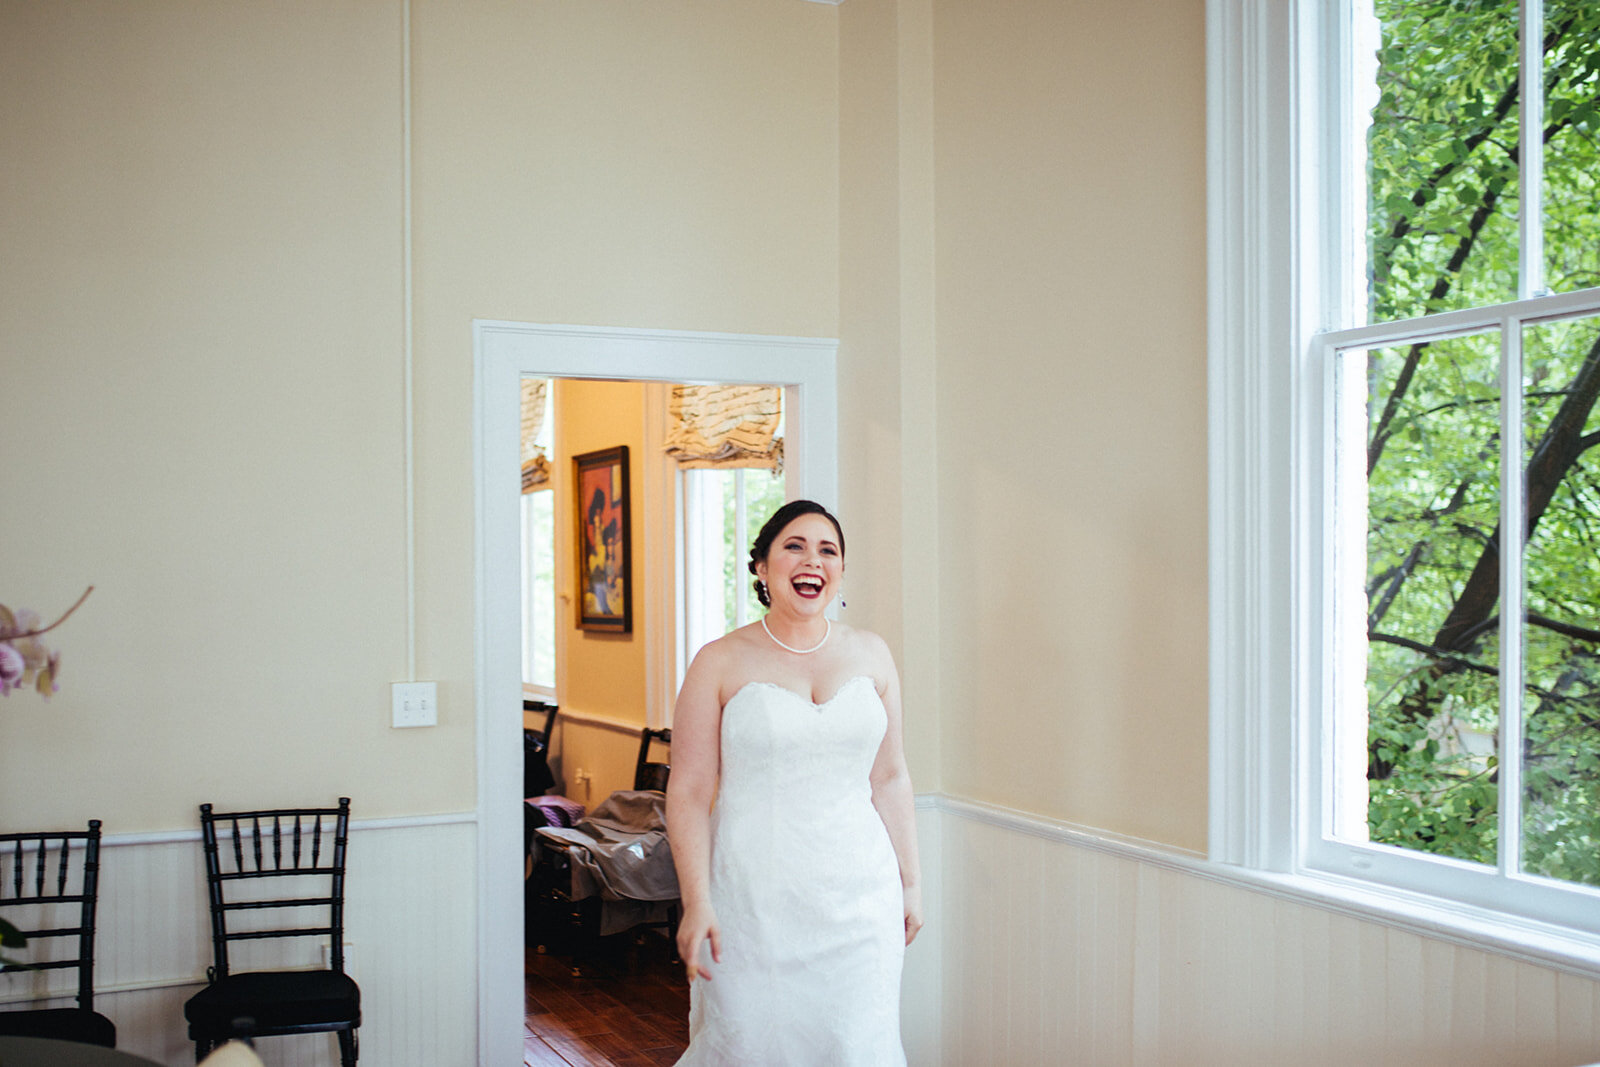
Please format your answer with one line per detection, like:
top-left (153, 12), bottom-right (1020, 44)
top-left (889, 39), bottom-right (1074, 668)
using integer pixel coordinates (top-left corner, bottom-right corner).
top-left (339, 1027), bottom-right (358, 1066)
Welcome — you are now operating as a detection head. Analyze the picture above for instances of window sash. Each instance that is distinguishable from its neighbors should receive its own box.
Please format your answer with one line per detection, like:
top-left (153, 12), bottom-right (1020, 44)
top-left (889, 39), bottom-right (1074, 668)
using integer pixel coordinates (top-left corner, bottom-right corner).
top-left (1310, 289), bottom-right (1600, 932)
top-left (1208, 0), bottom-right (1600, 955)
top-left (521, 489), bottom-right (556, 695)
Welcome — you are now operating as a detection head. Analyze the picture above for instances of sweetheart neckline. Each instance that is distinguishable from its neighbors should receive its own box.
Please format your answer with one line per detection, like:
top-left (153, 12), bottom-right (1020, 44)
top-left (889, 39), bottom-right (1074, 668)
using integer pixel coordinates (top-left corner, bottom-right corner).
top-left (728, 674), bottom-right (877, 709)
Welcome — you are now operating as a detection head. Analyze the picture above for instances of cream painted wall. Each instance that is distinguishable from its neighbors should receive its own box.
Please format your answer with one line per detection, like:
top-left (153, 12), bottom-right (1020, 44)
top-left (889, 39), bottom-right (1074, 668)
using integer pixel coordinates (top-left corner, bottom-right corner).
top-left (838, 0), bottom-right (944, 791)
top-left (407, 0), bottom-right (842, 811)
top-left (18, 1), bottom-right (1583, 1063)
top-left (1, 0), bottom-right (840, 835)
top-left (929, 0), bottom-right (1210, 851)
top-left (0, 0), bottom-right (428, 828)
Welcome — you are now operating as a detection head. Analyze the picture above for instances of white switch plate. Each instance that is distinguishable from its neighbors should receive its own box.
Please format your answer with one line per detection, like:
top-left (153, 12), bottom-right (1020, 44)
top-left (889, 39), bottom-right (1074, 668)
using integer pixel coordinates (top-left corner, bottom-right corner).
top-left (391, 681), bottom-right (437, 728)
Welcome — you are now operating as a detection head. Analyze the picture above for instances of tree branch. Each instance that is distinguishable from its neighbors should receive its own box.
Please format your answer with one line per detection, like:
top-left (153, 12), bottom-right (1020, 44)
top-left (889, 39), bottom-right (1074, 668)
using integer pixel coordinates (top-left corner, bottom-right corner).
top-left (1368, 543), bottom-right (1425, 631)
top-left (1367, 631), bottom-right (1500, 677)
top-left (1527, 613), bottom-right (1600, 645)
top-left (1433, 331), bottom-right (1600, 652)
top-left (1369, 192), bottom-right (1502, 474)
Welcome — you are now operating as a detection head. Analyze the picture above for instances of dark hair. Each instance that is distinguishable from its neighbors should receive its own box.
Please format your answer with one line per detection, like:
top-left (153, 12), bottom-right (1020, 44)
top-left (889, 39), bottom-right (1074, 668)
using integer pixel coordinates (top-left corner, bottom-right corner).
top-left (747, 499), bottom-right (846, 608)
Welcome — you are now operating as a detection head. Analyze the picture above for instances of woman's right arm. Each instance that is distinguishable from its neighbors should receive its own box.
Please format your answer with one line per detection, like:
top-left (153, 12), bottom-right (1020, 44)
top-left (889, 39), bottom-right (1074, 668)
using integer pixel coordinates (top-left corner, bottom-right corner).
top-left (665, 646), bottom-right (725, 982)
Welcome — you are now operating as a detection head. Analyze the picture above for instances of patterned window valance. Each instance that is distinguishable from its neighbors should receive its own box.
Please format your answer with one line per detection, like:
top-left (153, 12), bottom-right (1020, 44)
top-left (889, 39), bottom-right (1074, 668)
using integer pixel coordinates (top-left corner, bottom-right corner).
top-left (520, 378), bottom-right (552, 492)
top-left (663, 384), bottom-right (783, 471)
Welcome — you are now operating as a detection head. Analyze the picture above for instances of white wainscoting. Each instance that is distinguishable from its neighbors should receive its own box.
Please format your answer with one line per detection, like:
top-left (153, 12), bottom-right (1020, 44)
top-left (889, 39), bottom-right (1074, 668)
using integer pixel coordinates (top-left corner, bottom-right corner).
top-left (17, 800), bottom-right (1597, 1065)
top-left (931, 797), bottom-right (1600, 1067)
top-left (1, 816), bottom-right (479, 1067)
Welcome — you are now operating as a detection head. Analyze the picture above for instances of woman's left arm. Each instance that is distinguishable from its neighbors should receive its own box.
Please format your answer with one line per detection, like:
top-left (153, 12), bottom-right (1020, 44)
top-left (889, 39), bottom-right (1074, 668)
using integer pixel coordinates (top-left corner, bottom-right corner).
top-left (867, 635), bottom-right (924, 946)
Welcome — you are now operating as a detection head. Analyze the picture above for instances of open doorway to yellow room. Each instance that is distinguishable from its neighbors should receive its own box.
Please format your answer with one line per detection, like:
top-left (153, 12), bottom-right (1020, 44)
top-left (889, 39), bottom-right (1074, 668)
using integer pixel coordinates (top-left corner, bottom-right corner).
top-left (472, 321), bottom-right (838, 1064)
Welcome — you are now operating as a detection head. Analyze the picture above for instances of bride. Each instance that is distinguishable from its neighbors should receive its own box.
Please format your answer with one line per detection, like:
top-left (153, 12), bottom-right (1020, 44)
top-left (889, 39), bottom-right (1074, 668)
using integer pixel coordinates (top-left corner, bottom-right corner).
top-left (667, 499), bottom-right (923, 1066)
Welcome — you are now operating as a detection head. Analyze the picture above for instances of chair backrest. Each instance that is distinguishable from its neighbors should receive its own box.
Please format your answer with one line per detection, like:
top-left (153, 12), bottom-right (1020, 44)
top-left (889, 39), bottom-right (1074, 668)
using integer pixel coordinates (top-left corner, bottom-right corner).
top-left (634, 728), bottom-right (672, 792)
top-left (523, 701), bottom-right (559, 797)
top-left (0, 820), bottom-right (103, 1011)
top-left (198, 799), bottom-right (350, 980)
top-left (523, 699), bottom-right (558, 746)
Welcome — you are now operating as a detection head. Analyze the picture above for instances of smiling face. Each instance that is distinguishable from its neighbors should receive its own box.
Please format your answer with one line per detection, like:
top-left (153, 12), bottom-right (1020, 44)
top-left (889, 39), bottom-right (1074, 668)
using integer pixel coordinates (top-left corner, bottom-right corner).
top-left (754, 512), bottom-right (844, 614)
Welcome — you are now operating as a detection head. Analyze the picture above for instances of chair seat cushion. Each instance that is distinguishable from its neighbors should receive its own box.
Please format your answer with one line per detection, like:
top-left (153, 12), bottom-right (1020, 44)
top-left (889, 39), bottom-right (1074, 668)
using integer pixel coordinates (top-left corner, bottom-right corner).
top-left (0, 1006), bottom-right (118, 1048)
top-left (184, 969), bottom-right (361, 1034)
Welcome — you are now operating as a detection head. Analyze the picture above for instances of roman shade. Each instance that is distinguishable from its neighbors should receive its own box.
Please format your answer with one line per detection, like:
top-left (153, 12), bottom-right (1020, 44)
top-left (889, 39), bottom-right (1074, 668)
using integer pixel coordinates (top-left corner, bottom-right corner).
top-left (663, 384), bottom-right (783, 471)
top-left (520, 378), bottom-right (551, 492)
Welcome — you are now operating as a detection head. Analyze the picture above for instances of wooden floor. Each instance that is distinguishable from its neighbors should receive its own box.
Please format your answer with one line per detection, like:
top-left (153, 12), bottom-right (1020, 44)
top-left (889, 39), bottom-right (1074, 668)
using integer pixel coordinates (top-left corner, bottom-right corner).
top-left (524, 936), bottom-right (690, 1067)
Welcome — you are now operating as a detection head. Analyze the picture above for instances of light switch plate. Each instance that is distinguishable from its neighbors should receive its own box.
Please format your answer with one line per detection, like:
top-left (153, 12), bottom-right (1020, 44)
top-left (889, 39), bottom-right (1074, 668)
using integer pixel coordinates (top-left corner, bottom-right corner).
top-left (391, 681), bottom-right (437, 728)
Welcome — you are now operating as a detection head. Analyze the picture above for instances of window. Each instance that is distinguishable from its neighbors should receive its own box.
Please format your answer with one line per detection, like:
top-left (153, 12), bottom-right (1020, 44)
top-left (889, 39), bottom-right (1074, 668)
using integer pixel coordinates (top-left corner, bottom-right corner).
top-left (680, 466), bottom-right (787, 681)
top-left (663, 382), bottom-right (787, 689)
top-left (521, 489), bottom-right (556, 693)
top-left (1211, 0), bottom-right (1600, 953)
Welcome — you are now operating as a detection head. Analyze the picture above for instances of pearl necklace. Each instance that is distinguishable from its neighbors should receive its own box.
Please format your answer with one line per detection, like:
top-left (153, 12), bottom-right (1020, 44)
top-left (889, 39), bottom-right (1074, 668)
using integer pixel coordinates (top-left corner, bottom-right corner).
top-left (761, 616), bottom-right (831, 655)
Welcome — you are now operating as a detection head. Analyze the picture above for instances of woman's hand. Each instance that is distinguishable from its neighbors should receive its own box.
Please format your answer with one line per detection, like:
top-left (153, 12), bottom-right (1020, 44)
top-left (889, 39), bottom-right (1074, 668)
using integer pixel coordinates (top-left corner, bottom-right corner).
top-left (677, 901), bottom-right (722, 982)
top-left (902, 885), bottom-right (924, 946)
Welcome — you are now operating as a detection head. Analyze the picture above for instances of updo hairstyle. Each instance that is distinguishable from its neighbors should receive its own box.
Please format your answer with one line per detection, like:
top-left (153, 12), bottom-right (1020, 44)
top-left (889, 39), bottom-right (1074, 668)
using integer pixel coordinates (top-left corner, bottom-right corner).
top-left (747, 499), bottom-right (846, 608)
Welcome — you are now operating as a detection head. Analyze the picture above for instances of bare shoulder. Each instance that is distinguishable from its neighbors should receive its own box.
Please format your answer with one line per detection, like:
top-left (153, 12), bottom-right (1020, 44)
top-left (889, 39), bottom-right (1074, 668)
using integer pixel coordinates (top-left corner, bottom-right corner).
top-left (832, 622), bottom-right (898, 687)
top-left (838, 622), bottom-right (891, 659)
top-left (683, 623), bottom-right (768, 700)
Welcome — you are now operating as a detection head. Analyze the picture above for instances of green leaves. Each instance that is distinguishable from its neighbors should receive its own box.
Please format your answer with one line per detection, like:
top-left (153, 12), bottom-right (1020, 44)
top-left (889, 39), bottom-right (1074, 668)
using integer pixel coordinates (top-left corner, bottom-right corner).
top-left (1361, 0), bottom-right (1600, 886)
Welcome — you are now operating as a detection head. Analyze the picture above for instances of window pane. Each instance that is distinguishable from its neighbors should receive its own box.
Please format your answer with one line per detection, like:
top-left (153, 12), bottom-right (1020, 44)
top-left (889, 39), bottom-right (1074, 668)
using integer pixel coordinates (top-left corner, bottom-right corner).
top-left (1358, 333), bottom-right (1502, 864)
top-left (523, 489), bottom-right (556, 690)
top-left (682, 466), bottom-right (786, 678)
top-left (1367, 0), bottom-right (1520, 321)
top-left (684, 469), bottom-right (733, 665)
top-left (1542, 3), bottom-right (1600, 296)
top-left (742, 470), bottom-right (787, 623)
top-left (717, 470), bottom-right (740, 632)
top-left (1520, 312), bottom-right (1600, 887)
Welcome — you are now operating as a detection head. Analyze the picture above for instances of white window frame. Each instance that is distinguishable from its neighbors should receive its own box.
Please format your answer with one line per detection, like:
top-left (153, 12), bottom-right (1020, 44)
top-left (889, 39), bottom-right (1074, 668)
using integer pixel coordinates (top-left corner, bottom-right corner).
top-left (1208, 0), bottom-right (1600, 973)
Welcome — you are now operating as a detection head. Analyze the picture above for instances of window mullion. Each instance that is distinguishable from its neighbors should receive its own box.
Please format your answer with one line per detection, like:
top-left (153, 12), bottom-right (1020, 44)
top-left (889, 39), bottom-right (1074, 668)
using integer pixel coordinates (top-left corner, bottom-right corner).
top-left (1519, 0), bottom-right (1545, 299)
top-left (1498, 317), bottom-right (1527, 878)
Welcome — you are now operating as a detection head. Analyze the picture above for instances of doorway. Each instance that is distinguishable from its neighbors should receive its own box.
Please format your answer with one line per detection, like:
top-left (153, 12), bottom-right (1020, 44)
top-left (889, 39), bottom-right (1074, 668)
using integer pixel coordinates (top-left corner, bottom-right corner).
top-left (473, 320), bottom-right (839, 1064)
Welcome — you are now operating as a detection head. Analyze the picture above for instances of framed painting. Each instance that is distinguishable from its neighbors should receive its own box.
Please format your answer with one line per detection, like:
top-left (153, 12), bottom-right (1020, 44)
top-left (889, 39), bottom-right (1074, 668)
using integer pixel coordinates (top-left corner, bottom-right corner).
top-left (573, 445), bottom-right (632, 633)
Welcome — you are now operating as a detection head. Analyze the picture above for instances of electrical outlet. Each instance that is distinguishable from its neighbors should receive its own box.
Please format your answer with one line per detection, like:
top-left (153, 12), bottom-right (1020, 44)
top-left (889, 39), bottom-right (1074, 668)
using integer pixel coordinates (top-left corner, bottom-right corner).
top-left (391, 682), bottom-right (437, 728)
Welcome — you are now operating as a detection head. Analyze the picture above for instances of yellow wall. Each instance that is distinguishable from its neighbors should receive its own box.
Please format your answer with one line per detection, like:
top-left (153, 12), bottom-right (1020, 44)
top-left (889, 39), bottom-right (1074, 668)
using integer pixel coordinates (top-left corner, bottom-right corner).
top-left (553, 380), bottom-right (649, 725)
top-left (927, 0), bottom-right (1210, 849)
top-left (544, 379), bottom-right (657, 804)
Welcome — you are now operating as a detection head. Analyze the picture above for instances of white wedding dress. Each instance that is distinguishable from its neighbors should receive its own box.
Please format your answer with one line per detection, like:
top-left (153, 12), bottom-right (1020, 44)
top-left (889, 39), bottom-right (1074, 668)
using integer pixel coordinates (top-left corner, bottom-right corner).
top-left (677, 675), bottom-right (907, 1066)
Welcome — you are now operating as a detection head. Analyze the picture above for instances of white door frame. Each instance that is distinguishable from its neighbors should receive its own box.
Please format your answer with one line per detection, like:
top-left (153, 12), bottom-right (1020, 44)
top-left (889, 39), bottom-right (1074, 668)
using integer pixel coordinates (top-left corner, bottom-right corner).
top-left (471, 319), bottom-right (838, 1064)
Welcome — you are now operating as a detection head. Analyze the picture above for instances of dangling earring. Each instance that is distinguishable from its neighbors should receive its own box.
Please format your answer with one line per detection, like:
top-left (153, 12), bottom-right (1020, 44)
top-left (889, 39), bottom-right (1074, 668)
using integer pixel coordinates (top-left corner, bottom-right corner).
top-left (839, 590), bottom-right (847, 609)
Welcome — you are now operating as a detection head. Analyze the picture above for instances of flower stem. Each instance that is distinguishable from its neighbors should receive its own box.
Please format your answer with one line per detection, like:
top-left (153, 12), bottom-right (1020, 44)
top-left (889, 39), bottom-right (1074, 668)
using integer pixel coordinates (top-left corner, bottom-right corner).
top-left (13, 586), bottom-right (93, 639)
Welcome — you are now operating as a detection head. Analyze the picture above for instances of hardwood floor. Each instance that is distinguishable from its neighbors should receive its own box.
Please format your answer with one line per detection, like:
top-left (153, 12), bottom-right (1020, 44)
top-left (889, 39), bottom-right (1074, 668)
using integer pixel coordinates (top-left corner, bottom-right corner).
top-left (524, 936), bottom-right (690, 1067)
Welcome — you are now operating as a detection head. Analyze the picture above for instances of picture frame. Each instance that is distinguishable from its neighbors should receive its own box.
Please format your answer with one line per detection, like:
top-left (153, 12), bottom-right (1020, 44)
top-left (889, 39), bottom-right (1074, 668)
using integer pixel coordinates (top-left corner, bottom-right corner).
top-left (573, 445), bottom-right (632, 633)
